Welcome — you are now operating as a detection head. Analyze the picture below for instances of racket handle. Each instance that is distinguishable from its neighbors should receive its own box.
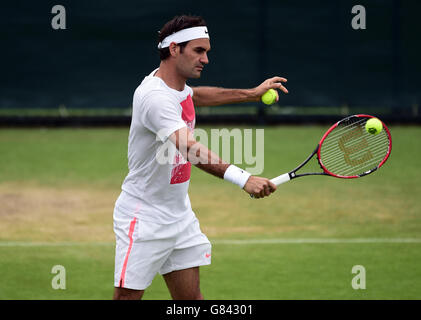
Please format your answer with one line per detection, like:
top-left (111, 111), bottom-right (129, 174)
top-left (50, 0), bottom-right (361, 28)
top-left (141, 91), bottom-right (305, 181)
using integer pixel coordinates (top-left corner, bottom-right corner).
top-left (270, 173), bottom-right (291, 186)
top-left (250, 172), bottom-right (291, 199)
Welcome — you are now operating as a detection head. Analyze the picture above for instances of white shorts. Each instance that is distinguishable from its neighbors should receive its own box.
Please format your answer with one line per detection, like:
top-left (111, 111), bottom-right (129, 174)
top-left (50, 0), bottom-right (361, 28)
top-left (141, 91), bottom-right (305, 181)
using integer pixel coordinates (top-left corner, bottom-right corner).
top-left (113, 207), bottom-right (211, 290)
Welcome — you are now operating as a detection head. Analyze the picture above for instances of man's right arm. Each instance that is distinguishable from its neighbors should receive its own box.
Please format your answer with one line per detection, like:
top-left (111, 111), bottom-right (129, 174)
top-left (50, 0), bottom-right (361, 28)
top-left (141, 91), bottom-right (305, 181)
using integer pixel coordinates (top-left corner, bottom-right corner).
top-left (168, 127), bottom-right (277, 199)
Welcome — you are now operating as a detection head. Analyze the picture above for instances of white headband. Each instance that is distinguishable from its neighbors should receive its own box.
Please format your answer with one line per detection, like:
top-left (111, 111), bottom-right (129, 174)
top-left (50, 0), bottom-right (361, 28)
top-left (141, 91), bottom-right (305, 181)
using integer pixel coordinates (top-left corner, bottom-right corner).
top-left (157, 26), bottom-right (209, 49)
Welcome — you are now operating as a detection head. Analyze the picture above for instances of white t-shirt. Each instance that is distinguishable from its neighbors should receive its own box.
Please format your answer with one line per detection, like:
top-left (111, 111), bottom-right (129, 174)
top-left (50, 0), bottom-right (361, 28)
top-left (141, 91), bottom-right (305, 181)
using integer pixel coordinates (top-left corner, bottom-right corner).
top-left (117, 68), bottom-right (196, 224)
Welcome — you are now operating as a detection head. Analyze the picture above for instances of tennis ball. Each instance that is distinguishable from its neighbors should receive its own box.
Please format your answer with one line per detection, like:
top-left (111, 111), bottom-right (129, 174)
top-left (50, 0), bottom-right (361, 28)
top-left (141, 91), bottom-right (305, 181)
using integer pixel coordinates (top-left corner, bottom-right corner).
top-left (261, 89), bottom-right (277, 105)
top-left (365, 118), bottom-right (383, 135)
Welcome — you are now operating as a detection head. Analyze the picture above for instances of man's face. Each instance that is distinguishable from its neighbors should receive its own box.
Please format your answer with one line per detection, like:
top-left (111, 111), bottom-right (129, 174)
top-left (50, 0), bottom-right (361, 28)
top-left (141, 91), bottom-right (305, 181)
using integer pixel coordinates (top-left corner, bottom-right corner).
top-left (175, 38), bottom-right (211, 79)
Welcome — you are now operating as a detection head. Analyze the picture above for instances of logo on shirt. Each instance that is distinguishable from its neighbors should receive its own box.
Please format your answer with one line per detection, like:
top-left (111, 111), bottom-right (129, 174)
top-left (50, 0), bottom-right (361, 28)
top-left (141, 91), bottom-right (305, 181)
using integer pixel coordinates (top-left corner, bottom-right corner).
top-left (170, 95), bottom-right (195, 185)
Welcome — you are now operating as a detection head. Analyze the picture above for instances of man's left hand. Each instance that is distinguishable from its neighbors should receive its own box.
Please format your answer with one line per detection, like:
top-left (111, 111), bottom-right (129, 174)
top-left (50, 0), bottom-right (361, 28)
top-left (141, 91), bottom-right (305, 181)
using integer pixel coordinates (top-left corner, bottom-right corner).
top-left (252, 76), bottom-right (288, 102)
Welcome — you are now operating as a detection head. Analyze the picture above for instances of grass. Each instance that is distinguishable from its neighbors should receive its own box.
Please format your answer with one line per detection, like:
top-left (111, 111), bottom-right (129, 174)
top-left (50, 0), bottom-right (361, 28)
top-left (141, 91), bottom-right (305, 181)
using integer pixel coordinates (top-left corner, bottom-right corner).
top-left (1, 243), bottom-right (420, 300)
top-left (0, 125), bottom-right (420, 299)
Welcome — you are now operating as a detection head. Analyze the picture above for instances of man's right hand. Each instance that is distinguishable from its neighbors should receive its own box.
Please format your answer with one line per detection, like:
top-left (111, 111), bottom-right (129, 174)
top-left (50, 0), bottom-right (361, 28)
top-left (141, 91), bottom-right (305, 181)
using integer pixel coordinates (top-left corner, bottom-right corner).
top-left (243, 176), bottom-right (277, 199)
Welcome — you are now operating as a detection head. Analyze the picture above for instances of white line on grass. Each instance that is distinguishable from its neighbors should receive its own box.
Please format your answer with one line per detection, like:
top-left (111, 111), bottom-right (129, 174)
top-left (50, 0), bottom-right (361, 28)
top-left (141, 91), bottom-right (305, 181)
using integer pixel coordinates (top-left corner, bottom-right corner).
top-left (211, 238), bottom-right (421, 244)
top-left (0, 241), bottom-right (113, 247)
top-left (1, 238), bottom-right (421, 247)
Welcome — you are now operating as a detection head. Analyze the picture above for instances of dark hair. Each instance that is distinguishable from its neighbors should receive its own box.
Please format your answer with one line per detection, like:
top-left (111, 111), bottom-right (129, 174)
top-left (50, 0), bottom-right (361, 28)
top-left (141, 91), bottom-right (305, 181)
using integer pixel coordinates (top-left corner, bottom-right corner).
top-left (158, 15), bottom-right (207, 60)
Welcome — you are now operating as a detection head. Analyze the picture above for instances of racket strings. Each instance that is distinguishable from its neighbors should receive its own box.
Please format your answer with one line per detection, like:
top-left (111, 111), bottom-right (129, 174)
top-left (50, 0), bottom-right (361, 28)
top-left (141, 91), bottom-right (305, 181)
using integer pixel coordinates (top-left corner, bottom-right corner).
top-left (320, 119), bottom-right (371, 154)
top-left (322, 135), bottom-right (389, 175)
top-left (320, 118), bottom-right (367, 145)
top-left (324, 150), bottom-right (385, 176)
top-left (322, 132), bottom-right (388, 167)
top-left (319, 117), bottom-right (390, 177)
top-left (322, 143), bottom-right (386, 168)
top-left (322, 131), bottom-right (388, 160)
top-left (334, 157), bottom-right (385, 176)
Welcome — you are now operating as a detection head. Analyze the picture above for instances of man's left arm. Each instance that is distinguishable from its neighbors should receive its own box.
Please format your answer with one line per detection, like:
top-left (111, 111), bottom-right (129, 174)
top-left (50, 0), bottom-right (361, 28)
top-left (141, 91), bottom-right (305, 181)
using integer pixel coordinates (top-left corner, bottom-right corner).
top-left (192, 76), bottom-right (288, 107)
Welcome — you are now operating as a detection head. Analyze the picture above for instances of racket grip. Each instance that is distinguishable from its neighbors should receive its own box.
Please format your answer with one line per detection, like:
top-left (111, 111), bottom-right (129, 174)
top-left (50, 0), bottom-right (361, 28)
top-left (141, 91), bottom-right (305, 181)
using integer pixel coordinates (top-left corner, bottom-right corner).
top-left (270, 173), bottom-right (291, 186)
top-left (249, 172), bottom-right (291, 199)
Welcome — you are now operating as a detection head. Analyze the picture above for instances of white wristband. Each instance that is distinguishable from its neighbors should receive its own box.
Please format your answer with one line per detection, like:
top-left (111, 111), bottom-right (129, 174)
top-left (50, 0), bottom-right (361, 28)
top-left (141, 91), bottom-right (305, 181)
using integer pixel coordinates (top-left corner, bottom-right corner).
top-left (223, 165), bottom-right (251, 189)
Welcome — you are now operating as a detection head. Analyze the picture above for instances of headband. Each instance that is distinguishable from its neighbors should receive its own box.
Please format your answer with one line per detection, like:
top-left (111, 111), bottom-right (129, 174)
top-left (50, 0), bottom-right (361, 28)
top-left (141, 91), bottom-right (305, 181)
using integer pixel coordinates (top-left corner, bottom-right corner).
top-left (157, 26), bottom-right (209, 49)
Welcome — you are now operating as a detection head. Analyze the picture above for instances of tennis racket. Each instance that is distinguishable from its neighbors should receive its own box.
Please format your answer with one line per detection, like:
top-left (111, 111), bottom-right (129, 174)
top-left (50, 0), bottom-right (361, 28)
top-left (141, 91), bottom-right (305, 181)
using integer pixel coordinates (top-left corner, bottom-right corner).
top-left (270, 114), bottom-right (392, 187)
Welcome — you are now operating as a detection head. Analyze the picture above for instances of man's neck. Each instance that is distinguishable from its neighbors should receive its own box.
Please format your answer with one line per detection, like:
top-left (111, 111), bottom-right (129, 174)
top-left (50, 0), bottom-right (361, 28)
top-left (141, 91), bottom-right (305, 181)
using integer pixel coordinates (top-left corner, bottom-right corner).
top-left (154, 62), bottom-right (186, 91)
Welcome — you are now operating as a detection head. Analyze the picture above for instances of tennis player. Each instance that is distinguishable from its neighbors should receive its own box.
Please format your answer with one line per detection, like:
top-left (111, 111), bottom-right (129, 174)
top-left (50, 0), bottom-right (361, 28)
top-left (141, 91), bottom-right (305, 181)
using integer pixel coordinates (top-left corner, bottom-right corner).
top-left (113, 15), bottom-right (288, 300)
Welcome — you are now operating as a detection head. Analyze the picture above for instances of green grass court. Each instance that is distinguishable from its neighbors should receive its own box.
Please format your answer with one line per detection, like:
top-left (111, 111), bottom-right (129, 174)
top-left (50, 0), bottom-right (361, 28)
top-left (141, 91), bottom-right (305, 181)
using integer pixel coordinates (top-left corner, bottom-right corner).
top-left (0, 126), bottom-right (420, 299)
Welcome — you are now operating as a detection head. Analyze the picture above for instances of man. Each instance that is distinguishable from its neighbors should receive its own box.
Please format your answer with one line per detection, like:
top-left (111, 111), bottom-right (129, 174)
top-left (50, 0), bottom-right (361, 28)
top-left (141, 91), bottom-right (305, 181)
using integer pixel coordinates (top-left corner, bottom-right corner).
top-left (113, 15), bottom-right (288, 300)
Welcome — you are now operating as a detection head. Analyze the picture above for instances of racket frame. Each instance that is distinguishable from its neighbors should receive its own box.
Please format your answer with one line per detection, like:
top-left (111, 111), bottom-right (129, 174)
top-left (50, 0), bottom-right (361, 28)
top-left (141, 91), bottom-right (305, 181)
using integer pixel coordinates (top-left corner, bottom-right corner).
top-left (270, 114), bottom-right (392, 186)
top-left (317, 114), bottom-right (392, 179)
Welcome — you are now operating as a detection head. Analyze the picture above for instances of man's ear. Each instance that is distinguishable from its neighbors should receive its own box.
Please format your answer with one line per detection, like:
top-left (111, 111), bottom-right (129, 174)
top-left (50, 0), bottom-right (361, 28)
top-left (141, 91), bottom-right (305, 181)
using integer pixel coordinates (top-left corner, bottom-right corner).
top-left (169, 42), bottom-right (179, 57)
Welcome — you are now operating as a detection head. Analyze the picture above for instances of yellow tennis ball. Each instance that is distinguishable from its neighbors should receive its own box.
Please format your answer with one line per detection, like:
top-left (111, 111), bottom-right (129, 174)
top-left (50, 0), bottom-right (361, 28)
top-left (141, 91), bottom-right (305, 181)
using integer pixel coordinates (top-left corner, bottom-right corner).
top-left (365, 118), bottom-right (383, 135)
top-left (261, 89), bottom-right (277, 105)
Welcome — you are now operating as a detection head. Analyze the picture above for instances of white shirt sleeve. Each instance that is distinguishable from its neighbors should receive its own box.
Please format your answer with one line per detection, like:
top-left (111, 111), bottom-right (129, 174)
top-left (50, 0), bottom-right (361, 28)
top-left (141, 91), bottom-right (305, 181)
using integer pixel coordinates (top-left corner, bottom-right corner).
top-left (139, 92), bottom-right (187, 142)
